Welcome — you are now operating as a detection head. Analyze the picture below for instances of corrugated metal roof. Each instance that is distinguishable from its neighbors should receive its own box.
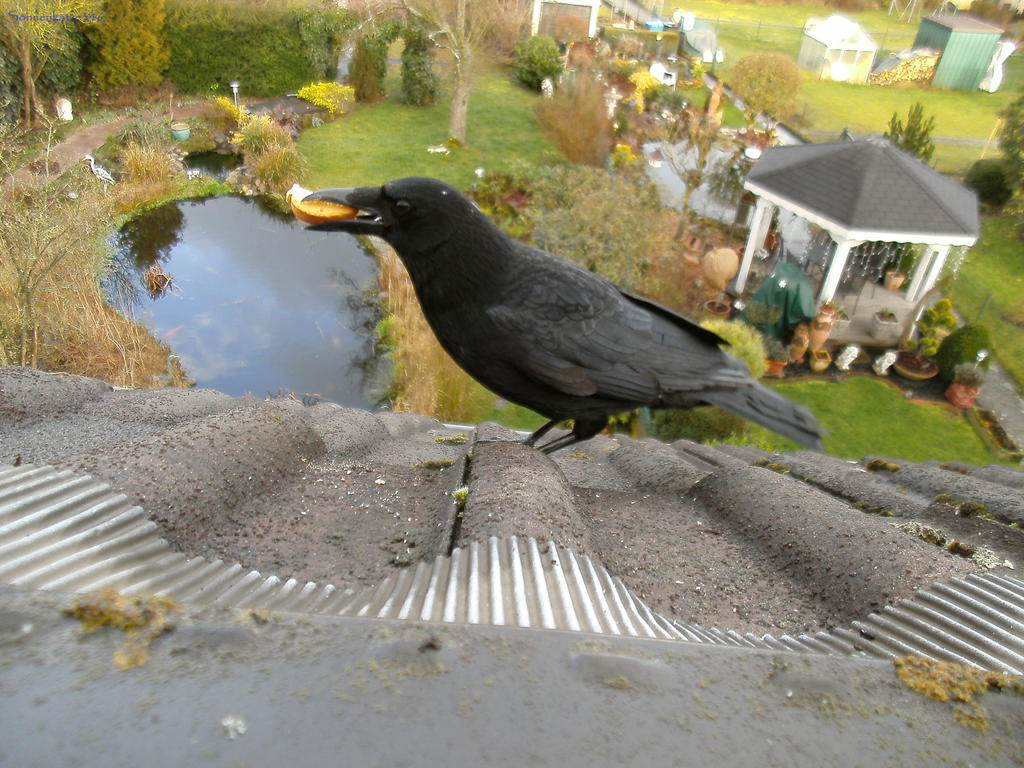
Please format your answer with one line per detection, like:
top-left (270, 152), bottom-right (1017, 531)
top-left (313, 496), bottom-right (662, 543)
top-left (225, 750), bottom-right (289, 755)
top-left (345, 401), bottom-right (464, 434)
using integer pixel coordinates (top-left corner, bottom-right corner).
top-left (3, 463), bottom-right (1023, 673)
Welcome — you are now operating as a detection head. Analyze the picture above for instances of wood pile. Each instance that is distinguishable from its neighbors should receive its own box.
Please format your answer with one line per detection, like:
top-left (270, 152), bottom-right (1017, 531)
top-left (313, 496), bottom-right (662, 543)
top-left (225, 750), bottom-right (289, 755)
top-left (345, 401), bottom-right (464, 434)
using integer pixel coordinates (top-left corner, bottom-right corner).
top-left (869, 53), bottom-right (938, 86)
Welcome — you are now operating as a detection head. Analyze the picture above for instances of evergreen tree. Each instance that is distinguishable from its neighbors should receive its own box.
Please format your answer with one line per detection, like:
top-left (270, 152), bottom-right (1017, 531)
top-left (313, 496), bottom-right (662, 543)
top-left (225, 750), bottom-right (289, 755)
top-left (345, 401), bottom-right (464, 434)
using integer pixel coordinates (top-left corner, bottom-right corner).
top-left (400, 22), bottom-right (438, 106)
top-left (92, 0), bottom-right (169, 91)
top-left (885, 102), bottom-right (936, 164)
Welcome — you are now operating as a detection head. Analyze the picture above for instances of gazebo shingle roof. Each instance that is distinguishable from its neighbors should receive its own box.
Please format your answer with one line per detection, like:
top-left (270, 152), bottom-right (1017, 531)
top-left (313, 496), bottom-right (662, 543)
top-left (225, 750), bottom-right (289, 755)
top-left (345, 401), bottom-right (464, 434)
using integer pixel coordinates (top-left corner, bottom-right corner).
top-left (744, 137), bottom-right (979, 243)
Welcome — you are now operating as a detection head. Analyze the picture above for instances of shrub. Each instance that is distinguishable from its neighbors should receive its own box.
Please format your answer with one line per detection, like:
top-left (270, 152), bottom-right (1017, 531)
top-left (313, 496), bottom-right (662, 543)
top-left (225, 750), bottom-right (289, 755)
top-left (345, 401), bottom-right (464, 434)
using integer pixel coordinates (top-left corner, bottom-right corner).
top-left (351, 32), bottom-right (389, 102)
top-left (650, 406), bottom-right (748, 444)
top-left (536, 72), bottom-right (610, 166)
top-left (628, 68), bottom-right (661, 113)
top-left (401, 23), bottom-right (439, 106)
top-left (164, 2), bottom-right (353, 96)
top-left (297, 82), bottom-right (355, 115)
top-left (231, 115), bottom-right (291, 155)
top-left (699, 318), bottom-right (766, 380)
top-left (91, 0), bottom-right (169, 91)
top-left (209, 96), bottom-right (242, 128)
top-left (119, 141), bottom-right (173, 183)
top-left (964, 158), bottom-right (1012, 207)
top-left (732, 52), bottom-right (802, 119)
top-left (247, 143), bottom-right (307, 194)
top-left (936, 323), bottom-right (992, 383)
top-left (514, 35), bottom-right (562, 91)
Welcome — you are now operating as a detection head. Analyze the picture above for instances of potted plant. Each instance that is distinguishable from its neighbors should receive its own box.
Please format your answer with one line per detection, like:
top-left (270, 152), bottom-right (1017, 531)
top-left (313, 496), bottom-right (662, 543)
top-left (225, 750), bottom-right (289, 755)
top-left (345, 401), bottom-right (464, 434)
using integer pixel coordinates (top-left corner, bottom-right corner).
top-left (893, 298), bottom-right (957, 381)
top-left (884, 269), bottom-right (905, 291)
top-left (946, 362), bottom-right (986, 409)
top-left (871, 309), bottom-right (899, 343)
top-left (809, 348), bottom-right (832, 373)
top-left (789, 322), bottom-right (809, 363)
top-left (763, 338), bottom-right (788, 378)
top-left (817, 300), bottom-right (840, 324)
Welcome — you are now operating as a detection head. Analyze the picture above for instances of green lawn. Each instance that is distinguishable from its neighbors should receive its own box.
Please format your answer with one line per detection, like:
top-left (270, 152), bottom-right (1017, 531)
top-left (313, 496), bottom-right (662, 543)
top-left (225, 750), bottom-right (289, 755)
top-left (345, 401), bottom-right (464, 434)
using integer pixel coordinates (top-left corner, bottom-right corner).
top-left (948, 214), bottom-right (1024, 390)
top-left (739, 375), bottom-right (1004, 465)
top-left (298, 67), bottom-right (561, 190)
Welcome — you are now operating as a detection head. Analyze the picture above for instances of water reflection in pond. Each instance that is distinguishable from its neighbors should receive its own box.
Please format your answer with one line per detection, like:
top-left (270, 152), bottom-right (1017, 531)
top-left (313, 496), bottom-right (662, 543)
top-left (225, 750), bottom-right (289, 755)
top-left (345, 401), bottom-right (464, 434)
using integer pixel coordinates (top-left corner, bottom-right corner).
top-left (183, 151), bottom-right (242, 181)
top-left (111, 196), bottom-right (385, 408)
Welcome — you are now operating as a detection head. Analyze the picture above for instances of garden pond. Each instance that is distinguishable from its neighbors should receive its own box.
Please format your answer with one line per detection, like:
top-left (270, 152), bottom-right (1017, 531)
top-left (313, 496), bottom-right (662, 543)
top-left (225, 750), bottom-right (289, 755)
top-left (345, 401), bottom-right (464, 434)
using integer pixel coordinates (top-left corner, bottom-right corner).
top-left (109, 195), bottom-right (387, 407)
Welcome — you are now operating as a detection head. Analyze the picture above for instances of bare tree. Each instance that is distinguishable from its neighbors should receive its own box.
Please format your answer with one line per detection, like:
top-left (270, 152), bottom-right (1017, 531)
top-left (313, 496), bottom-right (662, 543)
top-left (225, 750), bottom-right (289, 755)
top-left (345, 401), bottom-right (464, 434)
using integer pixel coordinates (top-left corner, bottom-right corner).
top-left (402, 0), bottom-right (518, 145)
top-left (0, 0), bottom-right (100, 127)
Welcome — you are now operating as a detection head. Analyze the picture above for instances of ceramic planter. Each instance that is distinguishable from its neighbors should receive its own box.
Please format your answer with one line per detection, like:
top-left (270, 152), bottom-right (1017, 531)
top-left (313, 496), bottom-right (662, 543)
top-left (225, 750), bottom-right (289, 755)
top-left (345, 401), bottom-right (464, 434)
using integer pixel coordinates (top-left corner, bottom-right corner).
top-left (871, 312), bottom-right (900, 343)
top-left (171, 122), bottom-right (191, 141)
top-left (809, 349), bottom-right (831, 373)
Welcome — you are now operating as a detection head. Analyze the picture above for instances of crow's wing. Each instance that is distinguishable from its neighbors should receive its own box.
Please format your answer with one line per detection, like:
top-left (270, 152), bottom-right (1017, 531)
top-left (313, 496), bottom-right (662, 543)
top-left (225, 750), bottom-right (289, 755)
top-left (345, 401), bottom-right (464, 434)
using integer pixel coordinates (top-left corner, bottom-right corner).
top-left (487, 249), bottom-right (750, 402)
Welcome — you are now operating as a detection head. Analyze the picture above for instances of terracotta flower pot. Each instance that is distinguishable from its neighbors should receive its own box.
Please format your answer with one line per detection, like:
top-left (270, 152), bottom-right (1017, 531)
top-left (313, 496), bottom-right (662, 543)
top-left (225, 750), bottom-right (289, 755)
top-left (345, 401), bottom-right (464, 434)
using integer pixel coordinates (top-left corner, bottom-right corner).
top-left (808, 319), bottom-right (832, 352)
top-left (946, 382), bottom-right (979, 409)
top-left (764, 358), bottom-right (787, 378)
top-left (885, 270), bottom-right (905, 291)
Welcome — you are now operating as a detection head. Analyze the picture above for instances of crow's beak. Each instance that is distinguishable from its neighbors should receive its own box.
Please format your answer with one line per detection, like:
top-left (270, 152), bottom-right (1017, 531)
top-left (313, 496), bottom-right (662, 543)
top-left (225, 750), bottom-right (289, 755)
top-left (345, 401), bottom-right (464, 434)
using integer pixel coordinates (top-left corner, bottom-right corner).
top-left (303, 186), bottom-right (387, 234)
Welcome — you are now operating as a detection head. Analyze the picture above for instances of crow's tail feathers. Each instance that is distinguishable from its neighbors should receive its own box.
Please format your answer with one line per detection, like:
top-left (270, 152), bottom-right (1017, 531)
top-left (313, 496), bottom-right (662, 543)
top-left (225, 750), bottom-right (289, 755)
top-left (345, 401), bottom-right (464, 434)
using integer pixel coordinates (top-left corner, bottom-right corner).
top-left (701, 383), bottom-right (827, 450)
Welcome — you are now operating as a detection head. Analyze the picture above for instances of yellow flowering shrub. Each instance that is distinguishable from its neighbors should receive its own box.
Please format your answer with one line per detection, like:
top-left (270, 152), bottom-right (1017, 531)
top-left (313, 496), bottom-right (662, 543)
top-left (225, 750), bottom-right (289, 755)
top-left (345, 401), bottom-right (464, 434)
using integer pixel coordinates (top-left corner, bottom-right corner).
top-left (212, 95), bottom-right (243, 127)
top-left (628, 69), bottom-right (661, 113)
top-left (611, 143), bottom-right (639, 169)
top-left (297, 82), bottom-right (356, 115)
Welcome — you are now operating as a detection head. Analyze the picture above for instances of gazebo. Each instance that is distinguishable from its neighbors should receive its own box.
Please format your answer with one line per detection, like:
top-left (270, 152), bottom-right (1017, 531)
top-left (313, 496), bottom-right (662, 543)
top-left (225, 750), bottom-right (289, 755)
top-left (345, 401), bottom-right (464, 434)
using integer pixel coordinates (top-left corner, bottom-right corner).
top-left (735, 137), bottom-right (980, 308)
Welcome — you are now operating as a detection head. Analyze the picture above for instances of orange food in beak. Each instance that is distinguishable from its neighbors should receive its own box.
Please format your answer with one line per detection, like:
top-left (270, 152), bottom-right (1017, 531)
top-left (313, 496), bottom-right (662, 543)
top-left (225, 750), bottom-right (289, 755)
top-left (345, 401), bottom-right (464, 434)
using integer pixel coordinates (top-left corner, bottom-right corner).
top-left (287, 185), bottom-right (358, 224)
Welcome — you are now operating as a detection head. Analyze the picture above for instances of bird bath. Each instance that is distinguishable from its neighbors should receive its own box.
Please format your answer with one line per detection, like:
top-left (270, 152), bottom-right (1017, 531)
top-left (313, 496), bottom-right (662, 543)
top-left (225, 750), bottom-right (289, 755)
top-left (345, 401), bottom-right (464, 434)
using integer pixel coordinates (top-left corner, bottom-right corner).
top-left (109, 195), bottom-right (387, 407)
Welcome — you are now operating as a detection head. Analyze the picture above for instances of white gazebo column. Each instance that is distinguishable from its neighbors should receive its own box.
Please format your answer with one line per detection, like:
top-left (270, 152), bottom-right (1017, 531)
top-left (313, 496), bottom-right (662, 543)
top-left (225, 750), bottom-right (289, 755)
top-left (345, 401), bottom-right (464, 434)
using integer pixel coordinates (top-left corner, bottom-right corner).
top-left (906, 245), bottom-right (935, 304)
top-left (817, 237), bottom-right (860, 304)
top-left (913, 244), bottom-right (951, 304)
top-left (736, 197), bottom-right (774, 294)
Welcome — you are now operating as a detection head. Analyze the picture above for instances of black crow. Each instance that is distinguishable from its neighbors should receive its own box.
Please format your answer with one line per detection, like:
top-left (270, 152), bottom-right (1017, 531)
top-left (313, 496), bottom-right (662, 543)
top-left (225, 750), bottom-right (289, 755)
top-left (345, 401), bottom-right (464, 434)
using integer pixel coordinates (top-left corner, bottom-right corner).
top-left (306, 177), bottom-right (825, 453)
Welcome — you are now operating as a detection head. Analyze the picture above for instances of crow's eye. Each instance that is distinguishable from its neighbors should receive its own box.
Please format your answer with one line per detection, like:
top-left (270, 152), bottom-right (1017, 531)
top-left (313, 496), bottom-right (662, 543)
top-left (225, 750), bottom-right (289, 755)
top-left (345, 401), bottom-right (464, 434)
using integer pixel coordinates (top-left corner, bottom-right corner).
top-left (394, 199), bottom-right (412, 216)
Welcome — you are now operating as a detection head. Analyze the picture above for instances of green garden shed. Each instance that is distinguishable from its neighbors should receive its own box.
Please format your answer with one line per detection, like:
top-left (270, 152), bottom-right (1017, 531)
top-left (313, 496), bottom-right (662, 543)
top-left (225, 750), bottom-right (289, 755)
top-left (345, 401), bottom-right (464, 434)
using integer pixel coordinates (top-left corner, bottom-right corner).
top-left (912, 14), bottom-right (1004, 91)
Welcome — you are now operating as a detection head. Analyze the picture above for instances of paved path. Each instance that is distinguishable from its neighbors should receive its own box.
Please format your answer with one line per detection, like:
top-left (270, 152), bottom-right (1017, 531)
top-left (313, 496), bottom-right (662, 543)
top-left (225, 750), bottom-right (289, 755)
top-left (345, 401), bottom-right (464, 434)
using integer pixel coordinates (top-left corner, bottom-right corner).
top-left (4, 102), bottom-right (209, 189)
top-left (976, 361), bottom-right (1024, 461)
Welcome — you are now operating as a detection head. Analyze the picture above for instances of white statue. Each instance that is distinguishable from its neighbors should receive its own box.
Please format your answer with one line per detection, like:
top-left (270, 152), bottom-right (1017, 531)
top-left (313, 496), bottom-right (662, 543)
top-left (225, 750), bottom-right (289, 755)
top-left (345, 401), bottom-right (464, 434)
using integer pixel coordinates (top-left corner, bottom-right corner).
top-left (836, 344), bottom-right (860, 372)
top-left (873, 350), bottom-right (897, 376)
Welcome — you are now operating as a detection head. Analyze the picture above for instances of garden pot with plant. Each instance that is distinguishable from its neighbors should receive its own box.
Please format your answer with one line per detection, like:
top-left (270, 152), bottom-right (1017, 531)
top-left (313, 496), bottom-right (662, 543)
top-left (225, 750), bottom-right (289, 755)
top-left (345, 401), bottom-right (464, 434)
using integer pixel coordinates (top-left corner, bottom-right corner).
top-left (946, 362), bottom-right (985, 409)
top-left (763, 338), bottom-right (788, 378)
top-left (789, 322), bottom-right (809, 363)
top-left (893, 298), bottom-right (957, 382)
top-left (884, 270), bottom-right (905, 291)
top-left (871, 309), bottom-right (899, 342)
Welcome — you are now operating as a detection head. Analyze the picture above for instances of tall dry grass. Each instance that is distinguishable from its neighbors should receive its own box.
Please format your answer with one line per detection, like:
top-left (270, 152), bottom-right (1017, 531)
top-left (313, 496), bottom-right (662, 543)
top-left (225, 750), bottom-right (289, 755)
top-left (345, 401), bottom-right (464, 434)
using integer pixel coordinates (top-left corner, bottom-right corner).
top-left (376, 243), bottom-right (476, 421)
top-left (0, 169), bottom-right (176, 386)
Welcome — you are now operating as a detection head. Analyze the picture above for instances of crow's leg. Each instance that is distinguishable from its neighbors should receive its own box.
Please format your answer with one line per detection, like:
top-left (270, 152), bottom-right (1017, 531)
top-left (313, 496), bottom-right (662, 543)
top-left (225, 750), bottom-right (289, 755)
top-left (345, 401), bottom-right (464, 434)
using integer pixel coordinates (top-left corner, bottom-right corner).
top-left (535, 431), bottom-right (582, 455)
top-left (532, 414), bottom-right (608, 455)
top-left (523, 419), bottom-right (562, 447)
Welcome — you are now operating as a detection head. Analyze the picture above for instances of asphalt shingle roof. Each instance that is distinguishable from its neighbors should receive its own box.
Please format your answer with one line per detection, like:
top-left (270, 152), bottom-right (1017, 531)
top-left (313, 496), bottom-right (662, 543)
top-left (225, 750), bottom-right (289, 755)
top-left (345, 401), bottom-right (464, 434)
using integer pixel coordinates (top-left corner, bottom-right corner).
top-left (744, 137), bottom-right (980, 243)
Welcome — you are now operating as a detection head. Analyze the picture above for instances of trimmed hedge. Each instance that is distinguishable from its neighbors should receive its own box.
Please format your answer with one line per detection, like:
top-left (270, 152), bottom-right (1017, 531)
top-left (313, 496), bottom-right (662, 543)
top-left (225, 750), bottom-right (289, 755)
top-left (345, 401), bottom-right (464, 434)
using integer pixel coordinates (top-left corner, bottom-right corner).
top-left (936, 323), bottom-right (992, 383)
top-left (164, 1), bottom-right (354, 97)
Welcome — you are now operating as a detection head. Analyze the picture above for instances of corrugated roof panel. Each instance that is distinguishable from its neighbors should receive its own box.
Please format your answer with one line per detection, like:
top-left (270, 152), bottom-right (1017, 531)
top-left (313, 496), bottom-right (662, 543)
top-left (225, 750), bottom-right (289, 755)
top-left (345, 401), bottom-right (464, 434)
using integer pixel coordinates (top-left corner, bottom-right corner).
top-left (2, 464), bottom-right (1024, 672)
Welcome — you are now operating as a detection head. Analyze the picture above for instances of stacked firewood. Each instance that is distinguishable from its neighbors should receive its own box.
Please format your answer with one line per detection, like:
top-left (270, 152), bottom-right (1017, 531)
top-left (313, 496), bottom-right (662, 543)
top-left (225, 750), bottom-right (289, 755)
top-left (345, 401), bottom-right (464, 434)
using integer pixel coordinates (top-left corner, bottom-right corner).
top-left (868, 53), bottom-right (938, 86)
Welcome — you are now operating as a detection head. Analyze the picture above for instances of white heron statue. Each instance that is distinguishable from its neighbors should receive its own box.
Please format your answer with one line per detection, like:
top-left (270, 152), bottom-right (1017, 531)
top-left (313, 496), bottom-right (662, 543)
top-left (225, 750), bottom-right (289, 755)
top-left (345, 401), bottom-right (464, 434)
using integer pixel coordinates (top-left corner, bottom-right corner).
top-left (83, 154), bottom-right (115, 187)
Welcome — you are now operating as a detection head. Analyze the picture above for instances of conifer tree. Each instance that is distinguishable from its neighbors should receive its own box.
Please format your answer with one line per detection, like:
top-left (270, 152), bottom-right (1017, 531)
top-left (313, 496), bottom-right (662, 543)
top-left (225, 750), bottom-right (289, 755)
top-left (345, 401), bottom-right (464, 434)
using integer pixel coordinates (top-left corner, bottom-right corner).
top-left (92, 0), bottom-right (169, 91)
